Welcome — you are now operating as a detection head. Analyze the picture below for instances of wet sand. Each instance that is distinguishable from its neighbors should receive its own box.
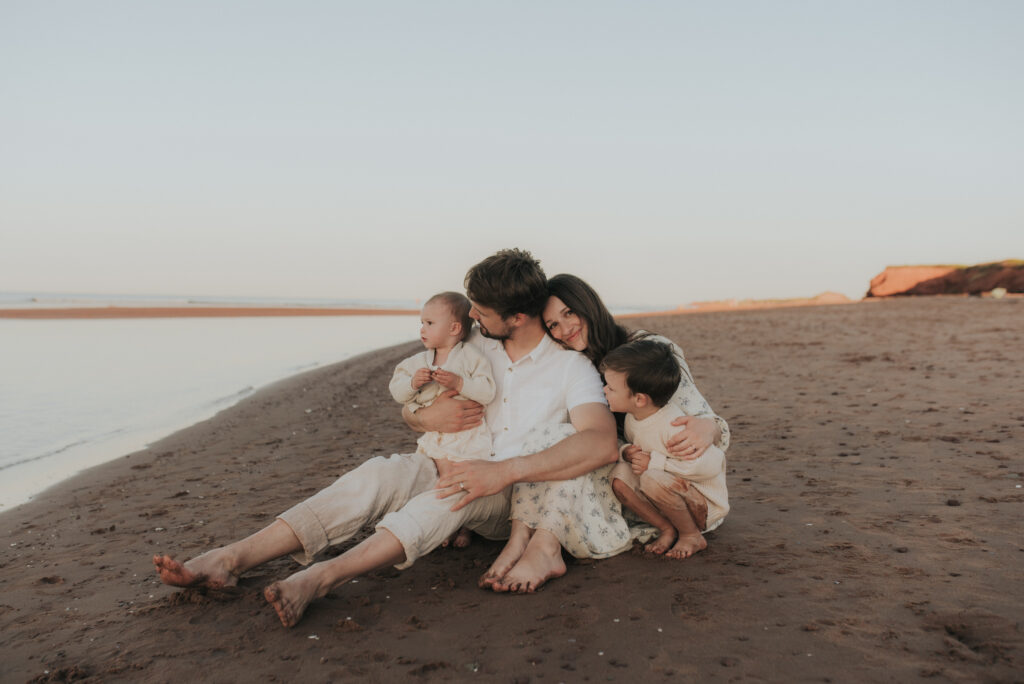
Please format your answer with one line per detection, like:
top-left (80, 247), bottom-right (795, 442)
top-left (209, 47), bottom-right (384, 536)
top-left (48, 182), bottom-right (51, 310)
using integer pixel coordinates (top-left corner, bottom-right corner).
top-left (1, 297), bottom-right (1021, 682)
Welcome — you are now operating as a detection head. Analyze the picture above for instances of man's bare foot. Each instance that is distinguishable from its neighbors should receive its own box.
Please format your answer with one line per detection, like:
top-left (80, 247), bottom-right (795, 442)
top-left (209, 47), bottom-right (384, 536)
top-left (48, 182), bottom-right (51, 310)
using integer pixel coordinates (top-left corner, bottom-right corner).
top-left (479, 534), bottom-right (529, 590)
top-left (644, 526), bottom-right (678, 555)
top-left (153, 550), bottom-right (238, 589)
top-left (665, 533), bottom-right (707, 559)
top-left (494, 543), bottom-right (566, 594)
top-left (442, 527), bottom-right (473, 549)
top-left (264, 567), bottom-right (326, 628)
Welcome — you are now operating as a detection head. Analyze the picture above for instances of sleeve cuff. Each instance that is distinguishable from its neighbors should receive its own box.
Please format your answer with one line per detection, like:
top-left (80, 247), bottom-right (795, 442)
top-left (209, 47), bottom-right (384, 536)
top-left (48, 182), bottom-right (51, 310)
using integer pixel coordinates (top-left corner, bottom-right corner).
top-left (649, 450), bottom-right (668, 471)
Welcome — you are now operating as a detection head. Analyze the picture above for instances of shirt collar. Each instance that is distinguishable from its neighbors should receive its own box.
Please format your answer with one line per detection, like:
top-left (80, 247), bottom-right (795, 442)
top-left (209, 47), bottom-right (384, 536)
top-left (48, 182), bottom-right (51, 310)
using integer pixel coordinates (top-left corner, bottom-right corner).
top-left (473, 327), bottom-right (553, 362)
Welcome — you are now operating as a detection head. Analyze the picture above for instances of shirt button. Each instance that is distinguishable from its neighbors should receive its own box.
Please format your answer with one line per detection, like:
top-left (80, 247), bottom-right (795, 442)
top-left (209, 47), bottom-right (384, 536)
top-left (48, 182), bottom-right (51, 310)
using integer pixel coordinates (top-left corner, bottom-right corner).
top-left (504, 427), bottom-right (509, 431)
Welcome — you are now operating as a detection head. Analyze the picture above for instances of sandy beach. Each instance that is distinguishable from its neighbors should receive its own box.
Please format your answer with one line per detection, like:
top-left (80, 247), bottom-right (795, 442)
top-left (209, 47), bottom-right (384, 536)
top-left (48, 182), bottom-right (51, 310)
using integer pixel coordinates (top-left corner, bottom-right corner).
top-left (1, 296), bottom-right (1021, 683)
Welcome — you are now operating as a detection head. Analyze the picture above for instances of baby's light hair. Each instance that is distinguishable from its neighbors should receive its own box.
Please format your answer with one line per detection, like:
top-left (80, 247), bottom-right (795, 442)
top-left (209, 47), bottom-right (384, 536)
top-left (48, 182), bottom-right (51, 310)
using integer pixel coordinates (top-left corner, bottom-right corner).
top-left (426, 291), bottom-right (473, 342)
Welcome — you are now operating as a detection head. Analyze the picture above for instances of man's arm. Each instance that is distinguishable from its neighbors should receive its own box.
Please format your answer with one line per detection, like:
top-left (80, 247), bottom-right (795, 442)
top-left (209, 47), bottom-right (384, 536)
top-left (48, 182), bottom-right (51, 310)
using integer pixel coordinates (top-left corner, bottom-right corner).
top-left (435, 401), bottom-right (618, 511)
top-left (402, 390), bottom-right (484, 434)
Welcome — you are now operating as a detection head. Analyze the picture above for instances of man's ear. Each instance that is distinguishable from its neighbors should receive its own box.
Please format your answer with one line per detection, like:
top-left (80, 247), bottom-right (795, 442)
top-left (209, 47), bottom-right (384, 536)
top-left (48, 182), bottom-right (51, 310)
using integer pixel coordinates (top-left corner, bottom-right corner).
top-left (506, 312), bottom-right (526, 329)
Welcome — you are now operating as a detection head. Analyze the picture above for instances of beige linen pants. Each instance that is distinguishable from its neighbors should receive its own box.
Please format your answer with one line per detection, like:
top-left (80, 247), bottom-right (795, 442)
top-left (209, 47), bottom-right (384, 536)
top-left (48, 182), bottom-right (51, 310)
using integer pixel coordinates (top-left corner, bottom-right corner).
top-left (278, 452), bottom-right (510, 570)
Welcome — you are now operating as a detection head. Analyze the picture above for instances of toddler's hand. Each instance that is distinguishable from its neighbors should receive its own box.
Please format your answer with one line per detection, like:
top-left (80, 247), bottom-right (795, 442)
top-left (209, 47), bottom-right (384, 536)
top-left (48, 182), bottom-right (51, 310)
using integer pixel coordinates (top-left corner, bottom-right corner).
top-left (630, 449), bottom-right (651, 475)
top-left (412, 367), bottom-right (433, 390)
top-left (622, 444), bottom-right (643, 462)
top-left (432, 369), bottom-right (463, 392)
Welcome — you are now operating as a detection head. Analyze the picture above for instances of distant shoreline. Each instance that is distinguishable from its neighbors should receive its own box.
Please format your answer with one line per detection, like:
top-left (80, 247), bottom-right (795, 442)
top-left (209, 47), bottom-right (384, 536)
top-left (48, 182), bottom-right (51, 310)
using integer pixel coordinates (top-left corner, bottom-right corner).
top-left (0, 292), bottom-right (861, 319)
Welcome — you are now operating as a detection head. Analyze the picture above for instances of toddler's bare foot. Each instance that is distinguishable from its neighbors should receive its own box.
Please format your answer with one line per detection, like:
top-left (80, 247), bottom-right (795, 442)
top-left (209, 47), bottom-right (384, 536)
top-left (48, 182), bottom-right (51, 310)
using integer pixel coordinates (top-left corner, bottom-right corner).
top-left (644, 526), bottom-right (678, 555)
top-left (153, 550), bottom-right (238, 589)
top-left (665, 533), bottom-right (707, 560)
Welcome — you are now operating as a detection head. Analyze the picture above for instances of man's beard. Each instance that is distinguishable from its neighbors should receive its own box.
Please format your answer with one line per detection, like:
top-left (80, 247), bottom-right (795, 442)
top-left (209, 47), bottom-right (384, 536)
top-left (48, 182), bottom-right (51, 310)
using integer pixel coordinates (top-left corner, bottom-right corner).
top-left (477, 324), bottom-right (510, 341)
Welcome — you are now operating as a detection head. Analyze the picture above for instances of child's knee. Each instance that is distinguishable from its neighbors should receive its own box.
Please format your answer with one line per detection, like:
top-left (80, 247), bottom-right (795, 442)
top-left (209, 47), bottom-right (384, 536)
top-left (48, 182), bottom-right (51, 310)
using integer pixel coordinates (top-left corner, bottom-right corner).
top-left (611, 477), bottom-right (633, 502)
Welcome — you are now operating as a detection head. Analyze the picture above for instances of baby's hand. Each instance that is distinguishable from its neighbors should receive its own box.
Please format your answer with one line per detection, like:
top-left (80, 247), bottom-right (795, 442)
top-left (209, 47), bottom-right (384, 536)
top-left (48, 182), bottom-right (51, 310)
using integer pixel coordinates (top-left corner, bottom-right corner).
top-left (412, 367), bottom-right (433, 390)
top-left (432, 369), bottom-right (463, 393)
top-left (629, 449), bottom-right (651, 475)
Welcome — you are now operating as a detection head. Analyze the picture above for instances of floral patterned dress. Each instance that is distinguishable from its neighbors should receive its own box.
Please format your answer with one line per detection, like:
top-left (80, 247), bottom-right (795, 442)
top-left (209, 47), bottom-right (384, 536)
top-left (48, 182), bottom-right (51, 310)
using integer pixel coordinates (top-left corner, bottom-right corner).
top-left (511, 423), bottom-right (641, 559)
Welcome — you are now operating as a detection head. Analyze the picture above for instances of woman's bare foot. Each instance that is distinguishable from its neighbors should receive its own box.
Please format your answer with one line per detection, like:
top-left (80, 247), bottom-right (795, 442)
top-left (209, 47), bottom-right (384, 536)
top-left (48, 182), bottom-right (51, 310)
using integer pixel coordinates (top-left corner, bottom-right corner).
top-left (665, 533), bottom-right (707, 559)
top-left (644, 526), bottom-right (678, 555)
top-left (479, 531), bottom-right (529, 589)
top-left (264, 567), bottom-right (327, 628)
top-left (493, 532), bottom-right (566, 594)
top-left (442, 526), bottom-right (473, 549)
top-left (153, 549), bottom-right (238, 589)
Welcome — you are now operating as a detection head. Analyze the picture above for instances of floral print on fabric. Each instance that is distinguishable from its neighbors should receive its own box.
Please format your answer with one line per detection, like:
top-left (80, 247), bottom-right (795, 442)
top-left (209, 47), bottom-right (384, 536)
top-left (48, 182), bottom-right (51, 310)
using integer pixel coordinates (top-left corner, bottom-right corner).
top-left (510, 422), bottom-right (653, 559)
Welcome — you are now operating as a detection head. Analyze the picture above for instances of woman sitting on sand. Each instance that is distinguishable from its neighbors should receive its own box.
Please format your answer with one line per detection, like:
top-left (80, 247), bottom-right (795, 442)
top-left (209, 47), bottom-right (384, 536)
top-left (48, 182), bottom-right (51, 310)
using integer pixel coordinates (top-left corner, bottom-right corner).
top-left (496, 274), bottom-right (730, 569)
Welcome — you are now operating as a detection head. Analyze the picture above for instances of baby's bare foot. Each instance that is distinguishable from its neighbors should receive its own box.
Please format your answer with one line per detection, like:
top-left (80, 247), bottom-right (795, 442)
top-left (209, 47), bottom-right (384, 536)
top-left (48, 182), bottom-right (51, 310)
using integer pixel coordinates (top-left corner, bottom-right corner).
top-left (442, 526), bottom-right (473, 549)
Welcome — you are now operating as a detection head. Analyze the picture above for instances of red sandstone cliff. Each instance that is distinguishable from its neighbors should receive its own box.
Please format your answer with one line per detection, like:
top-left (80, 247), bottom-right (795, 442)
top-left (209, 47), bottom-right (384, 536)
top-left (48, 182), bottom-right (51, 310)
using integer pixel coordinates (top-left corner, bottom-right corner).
top-left (867, 261), bottom-right (1024, 297)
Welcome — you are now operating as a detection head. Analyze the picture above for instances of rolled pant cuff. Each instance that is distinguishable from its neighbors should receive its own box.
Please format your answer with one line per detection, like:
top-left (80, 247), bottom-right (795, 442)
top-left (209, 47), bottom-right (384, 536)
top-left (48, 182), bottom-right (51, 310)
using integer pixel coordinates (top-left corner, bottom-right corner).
top-left (375, 515), bottom-right (423, 571)
top-left (277, 501), bottom-right (330, 566)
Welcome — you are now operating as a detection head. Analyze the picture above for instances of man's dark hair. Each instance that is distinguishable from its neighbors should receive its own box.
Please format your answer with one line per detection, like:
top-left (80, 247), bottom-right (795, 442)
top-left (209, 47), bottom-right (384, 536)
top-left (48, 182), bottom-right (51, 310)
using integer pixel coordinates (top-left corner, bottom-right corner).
top-left (600, 338), bottom-right (681, 408)
top-left (464, 248), bottom-right (548, 319)
top-left (426, 291), bottom-right (472, 342)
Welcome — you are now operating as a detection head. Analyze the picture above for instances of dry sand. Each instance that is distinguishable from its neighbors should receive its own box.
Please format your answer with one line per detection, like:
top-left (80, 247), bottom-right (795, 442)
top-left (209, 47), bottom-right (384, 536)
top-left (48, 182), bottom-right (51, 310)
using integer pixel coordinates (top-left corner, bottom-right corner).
top-left (1, 297), bottom-right (1021, 683)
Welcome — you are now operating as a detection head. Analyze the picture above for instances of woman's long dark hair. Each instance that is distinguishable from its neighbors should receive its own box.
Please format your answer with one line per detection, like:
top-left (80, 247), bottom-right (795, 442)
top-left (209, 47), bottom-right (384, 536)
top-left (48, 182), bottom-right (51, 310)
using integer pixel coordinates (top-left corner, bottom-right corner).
top-left (546, 274), bottom-right (632, 366)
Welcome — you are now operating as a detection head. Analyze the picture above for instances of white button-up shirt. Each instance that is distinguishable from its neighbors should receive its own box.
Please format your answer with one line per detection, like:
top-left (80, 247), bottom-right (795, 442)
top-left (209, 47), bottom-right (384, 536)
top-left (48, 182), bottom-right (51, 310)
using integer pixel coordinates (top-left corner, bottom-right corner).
top-left (467, 328), bottom-right (607, 461)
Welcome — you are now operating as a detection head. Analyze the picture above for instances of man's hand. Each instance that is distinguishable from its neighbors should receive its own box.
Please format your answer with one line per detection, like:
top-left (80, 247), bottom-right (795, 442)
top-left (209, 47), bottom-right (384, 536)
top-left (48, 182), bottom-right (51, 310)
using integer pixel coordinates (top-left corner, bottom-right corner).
top-left (666, 415), bottom-right (718, 460)
top-left (412, 367), bottom-right (433, 390)
top-left (432, 369), bottom-right (463, 393)
top-left (436, 459), bottom-right (512, 511)
top-left (413, 390), bottom-right (484, 433)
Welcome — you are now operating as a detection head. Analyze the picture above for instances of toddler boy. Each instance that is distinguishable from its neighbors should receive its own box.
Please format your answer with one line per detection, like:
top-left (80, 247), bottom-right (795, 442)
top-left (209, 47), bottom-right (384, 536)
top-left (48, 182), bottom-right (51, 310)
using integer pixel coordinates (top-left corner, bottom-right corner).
top-left (604, 339), bottom-right (729, 559)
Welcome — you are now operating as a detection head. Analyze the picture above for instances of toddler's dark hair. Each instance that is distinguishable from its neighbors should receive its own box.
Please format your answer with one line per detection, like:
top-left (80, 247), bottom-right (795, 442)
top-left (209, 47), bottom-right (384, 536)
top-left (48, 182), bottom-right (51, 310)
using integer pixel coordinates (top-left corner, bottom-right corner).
top-left (600, 338), bottom-right (680, 407)
top-left (427, 292), bottom-right (473, 341)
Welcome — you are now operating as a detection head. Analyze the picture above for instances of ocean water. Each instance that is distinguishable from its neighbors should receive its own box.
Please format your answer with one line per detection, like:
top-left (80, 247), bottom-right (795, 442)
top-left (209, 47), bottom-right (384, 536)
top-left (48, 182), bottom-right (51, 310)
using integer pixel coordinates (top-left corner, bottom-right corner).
top-left (0, 314), bottom-right (419, 511)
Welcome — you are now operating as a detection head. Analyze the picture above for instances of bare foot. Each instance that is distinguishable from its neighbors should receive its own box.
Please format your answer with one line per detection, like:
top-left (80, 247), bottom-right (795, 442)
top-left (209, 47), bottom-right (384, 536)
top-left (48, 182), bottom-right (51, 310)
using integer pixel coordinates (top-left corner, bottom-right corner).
top-left (665, 533), bottom-right (707, 560)
top-left (153, 550), bottom-right (238, 589)
top-left (442, 526), bottom-right (473, 549)
top-left (264, 567), bottom-right (326, 628)
top-left (479, 534), bottom-right (529, 590)
top-left (494, 543), bottom-right (566, 594)
top-left (644, 526), bottom-right (678, 555)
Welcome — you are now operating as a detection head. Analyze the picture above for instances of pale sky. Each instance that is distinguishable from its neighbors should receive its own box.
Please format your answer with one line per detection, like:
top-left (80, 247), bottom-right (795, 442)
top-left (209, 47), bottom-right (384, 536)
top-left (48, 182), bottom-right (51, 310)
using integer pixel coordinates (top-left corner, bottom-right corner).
top-left (2, 1), bottom-right (1021, 308)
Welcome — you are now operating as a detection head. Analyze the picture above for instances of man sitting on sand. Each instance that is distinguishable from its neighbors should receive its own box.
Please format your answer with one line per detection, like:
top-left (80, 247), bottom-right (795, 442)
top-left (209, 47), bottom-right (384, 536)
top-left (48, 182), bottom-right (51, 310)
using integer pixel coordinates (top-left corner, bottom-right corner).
top-left (153, 248), bottom-right (618, 627)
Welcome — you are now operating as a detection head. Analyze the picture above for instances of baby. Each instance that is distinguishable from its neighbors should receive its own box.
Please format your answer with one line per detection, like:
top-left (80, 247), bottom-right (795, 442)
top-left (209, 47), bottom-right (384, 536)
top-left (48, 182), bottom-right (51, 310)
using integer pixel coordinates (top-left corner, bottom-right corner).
top-left (603, 338), bottom-right (729, 559)
top-left (389, 292), bottom-right (496, 546)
